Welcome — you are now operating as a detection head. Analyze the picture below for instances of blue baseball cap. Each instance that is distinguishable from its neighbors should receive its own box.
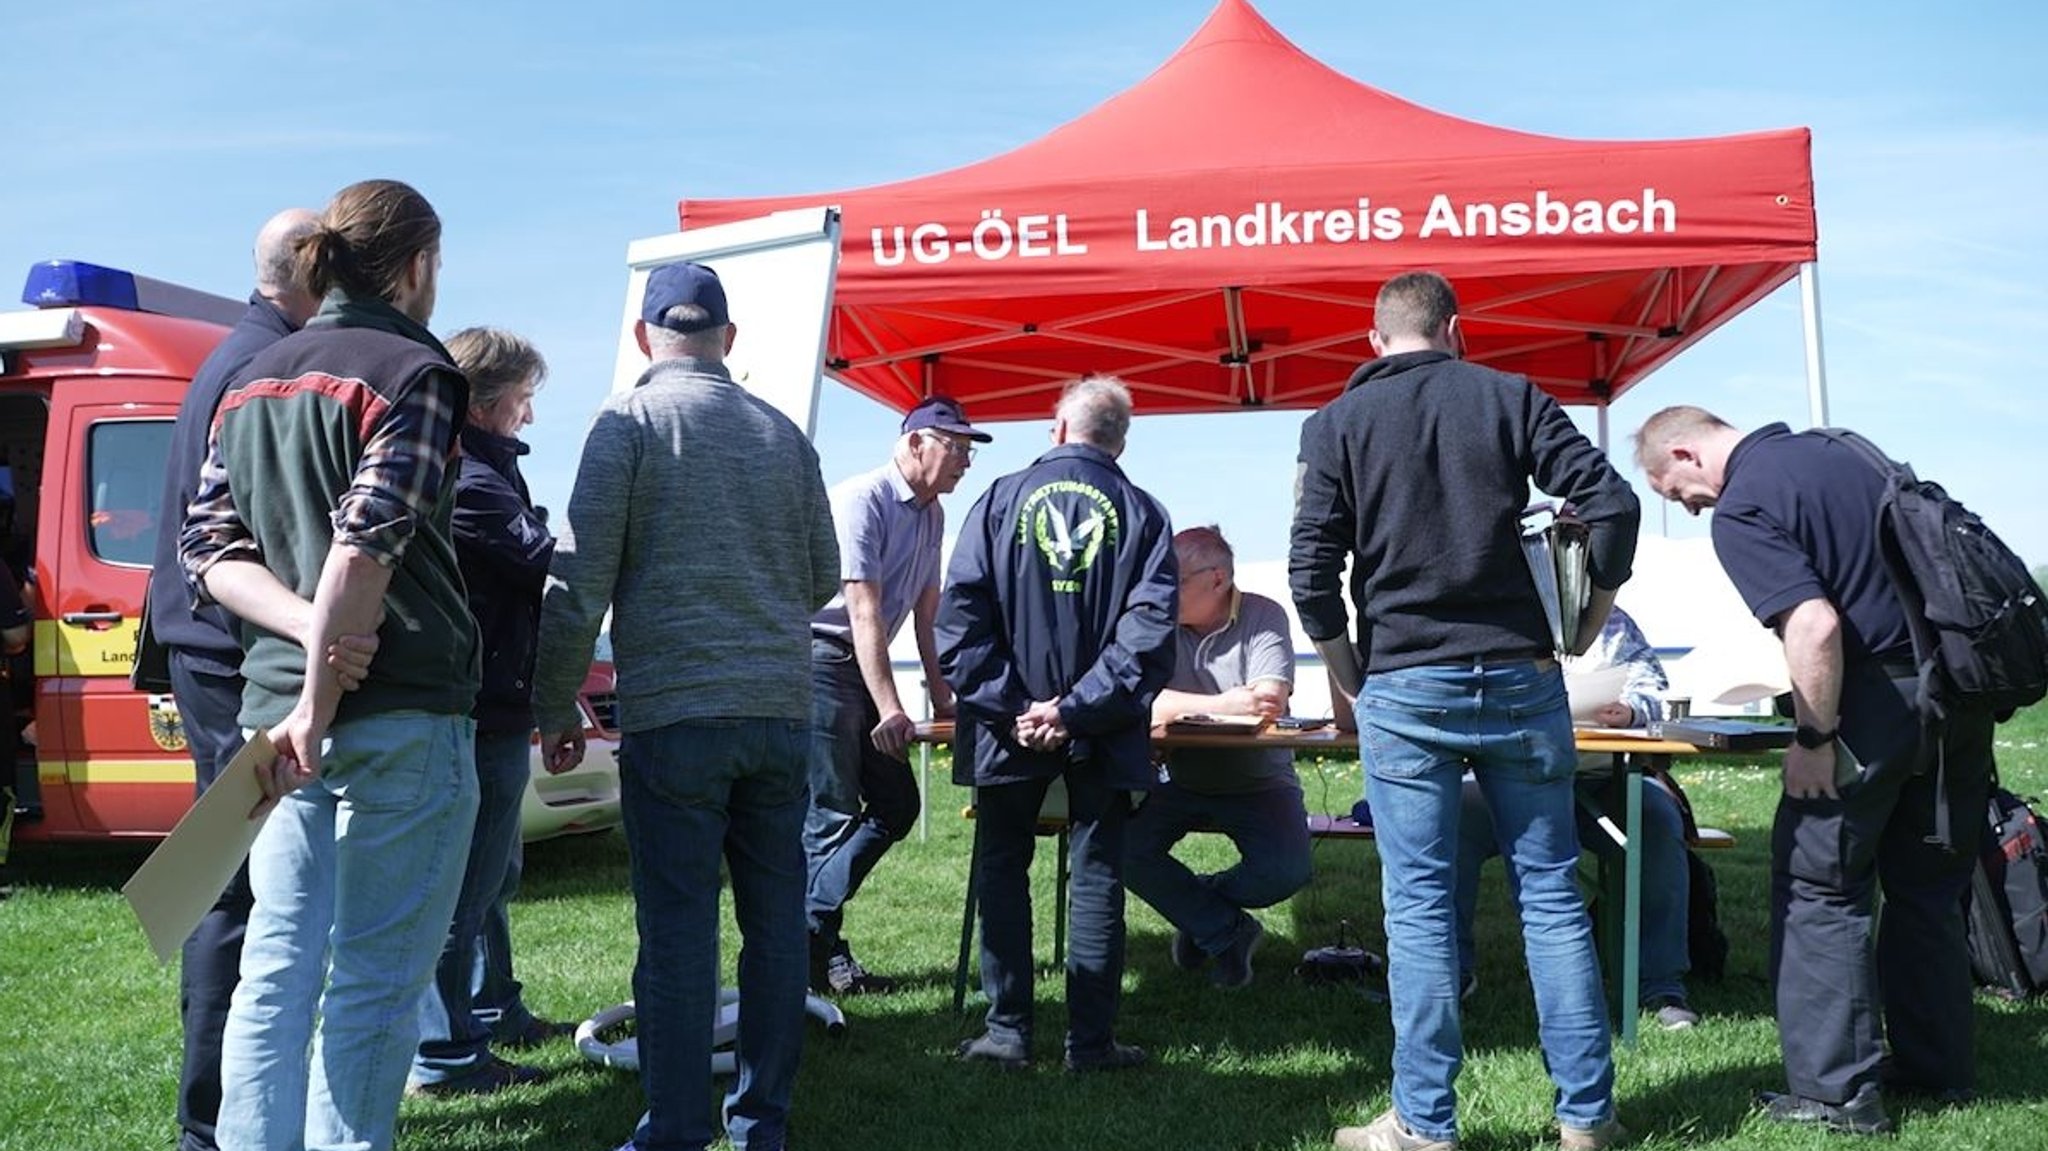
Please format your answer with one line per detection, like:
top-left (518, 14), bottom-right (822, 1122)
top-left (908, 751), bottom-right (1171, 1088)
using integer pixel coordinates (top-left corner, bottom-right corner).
top-left (641, 262), bottom-right (729, 333)
top-left (902, 395), bottom-right (991, 442)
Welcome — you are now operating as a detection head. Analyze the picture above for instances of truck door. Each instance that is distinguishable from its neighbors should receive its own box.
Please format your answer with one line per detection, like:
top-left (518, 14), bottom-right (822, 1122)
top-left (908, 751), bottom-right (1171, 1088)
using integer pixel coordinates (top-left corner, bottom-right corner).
top-left (40, 397), bottom-right (177, 836)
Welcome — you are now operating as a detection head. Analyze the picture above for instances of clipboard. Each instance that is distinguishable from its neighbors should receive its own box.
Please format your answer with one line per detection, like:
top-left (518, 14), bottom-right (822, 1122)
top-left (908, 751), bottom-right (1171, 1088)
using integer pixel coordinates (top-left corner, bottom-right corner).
top-left (1162, 713), bottom-right (1268, 736)
top-left (122, 730), bottom-right (277, 964)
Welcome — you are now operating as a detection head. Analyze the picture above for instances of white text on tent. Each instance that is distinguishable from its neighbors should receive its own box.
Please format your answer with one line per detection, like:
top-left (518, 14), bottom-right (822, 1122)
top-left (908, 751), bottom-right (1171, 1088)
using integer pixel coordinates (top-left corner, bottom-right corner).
top-left (1134, 199), bottom-right (1403, 252)
top-left (1418, 189), bottom-right (1678, 239)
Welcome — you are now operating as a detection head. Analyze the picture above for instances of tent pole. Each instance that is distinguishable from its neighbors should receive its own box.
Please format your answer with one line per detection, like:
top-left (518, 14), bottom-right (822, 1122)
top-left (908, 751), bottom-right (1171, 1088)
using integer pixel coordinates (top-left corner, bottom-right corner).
top-left (1596, 402), bottom-right (1610, 453)
top-left (1799, 262), bottom-right (1829, 427)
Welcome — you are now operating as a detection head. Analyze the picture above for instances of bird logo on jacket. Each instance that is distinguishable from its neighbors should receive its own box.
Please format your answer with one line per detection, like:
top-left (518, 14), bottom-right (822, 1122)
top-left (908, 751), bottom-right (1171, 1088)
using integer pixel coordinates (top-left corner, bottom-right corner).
top-left (1017, 481), bottom-right (1120, 592)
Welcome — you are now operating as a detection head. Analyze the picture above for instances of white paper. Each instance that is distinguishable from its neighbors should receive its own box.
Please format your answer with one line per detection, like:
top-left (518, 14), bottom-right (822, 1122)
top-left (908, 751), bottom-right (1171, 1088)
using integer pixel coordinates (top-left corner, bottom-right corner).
top-left (1565, 665), bottom-right (1632, 722)
top-left (1573, 724), bottom-right (1655, 739)
top-left (123, 731), bottom-right (276, 964)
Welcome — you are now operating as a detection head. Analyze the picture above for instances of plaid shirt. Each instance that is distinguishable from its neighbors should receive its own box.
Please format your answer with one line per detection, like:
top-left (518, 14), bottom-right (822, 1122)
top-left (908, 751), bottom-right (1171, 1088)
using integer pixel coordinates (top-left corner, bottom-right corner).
top-left (181, 368), bottom-right (463, 597)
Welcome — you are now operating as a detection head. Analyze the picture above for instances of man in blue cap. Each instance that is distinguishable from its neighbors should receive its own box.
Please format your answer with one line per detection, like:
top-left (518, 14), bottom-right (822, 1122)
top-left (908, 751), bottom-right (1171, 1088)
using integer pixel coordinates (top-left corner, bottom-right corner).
top-left (805, 393), bottom-right (990, 994)
top-left (534, 260), bottom-right (838, 1151)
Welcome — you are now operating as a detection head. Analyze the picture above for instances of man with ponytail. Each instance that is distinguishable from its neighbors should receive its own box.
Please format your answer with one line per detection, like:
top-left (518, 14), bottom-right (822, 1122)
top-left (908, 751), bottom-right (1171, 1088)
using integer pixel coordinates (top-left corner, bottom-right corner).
top-left (180, 179), bottom-right (482, 1151)
top-left (147, 207), bottom-right (320, 1151)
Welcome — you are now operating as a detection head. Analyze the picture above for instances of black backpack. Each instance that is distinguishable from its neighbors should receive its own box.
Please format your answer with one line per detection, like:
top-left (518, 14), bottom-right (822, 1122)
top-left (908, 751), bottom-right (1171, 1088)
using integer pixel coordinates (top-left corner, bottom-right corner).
top-left (1815, 429), bottom-right (2048, 722)
top-left (1964, 786), bottom-right (2048, 998)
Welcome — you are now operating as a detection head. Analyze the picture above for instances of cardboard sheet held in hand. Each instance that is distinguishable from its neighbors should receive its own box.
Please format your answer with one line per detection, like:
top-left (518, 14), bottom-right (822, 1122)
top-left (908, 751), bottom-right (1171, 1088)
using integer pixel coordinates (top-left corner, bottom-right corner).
top-left (122, 730), bottom-right (277, 964)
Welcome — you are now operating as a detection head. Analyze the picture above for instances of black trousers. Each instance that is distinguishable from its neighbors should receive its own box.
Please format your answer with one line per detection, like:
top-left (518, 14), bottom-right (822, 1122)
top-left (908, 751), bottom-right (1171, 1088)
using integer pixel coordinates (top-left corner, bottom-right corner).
top-left (169, 651), bottom-right (249, 1151)
top-left (1770, 667), bottom-right (1995, 1104)
top-left (973, 765), bottom-right (1131, 1058)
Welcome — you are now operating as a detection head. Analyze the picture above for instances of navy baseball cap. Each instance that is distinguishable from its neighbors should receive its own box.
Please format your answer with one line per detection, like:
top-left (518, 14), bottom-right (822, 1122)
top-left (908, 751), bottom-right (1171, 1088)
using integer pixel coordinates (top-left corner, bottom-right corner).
top-left (641, 262), bottom-right (729, 333)
top-left (902, 395), bottom-right (991, 442)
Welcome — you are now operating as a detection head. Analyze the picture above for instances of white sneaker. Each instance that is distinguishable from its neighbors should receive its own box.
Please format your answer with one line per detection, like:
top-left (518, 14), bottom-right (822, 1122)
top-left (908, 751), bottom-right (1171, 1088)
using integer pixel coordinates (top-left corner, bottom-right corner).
top-left (1647, 996), bottom-right (1699, 1030)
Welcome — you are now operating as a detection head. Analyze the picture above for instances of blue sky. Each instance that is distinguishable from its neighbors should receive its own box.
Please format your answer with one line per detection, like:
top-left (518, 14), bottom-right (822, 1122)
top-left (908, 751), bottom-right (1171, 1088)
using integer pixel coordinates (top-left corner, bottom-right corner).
top-left (4, 0), bottom-right (2043, 570)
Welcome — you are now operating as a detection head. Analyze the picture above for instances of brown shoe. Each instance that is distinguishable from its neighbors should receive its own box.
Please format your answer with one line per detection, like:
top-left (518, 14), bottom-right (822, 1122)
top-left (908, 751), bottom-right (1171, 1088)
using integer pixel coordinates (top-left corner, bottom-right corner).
top-left (956, 1031), bottom-right (1032, 1070)
top-left (1558, 1117), bottom-right (1628, 1150)
top-left (1333, 1108), bottom-right (1456, 1151)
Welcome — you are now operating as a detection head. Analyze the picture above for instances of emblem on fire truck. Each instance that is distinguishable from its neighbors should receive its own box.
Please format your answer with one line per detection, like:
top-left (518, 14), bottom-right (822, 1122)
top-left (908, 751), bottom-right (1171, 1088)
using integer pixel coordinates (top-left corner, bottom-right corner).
top-left (147, 695), bottom-right (188, 752)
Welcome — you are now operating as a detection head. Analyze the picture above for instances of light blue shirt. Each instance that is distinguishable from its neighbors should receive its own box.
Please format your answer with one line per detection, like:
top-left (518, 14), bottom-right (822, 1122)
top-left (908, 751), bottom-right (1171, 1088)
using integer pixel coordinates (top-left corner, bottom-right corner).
top-left (810, 459), bottom-right (943, 643)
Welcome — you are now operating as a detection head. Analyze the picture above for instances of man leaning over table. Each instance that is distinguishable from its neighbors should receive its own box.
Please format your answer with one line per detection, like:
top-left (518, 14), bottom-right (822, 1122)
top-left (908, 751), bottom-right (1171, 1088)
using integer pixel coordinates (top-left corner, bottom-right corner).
top-left (1125, 525), bottom-right (1311, 990)
top-left (804, 395), bottom-right (990, 996)
top-left (1634, 405), bottom-right (1993, 1135)
top-left (1455, 605), bottom-right (1700, 1030)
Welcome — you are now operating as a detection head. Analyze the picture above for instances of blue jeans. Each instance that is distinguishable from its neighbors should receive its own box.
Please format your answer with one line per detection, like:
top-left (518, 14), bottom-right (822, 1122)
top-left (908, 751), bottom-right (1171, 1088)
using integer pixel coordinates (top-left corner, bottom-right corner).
top-left (1123, 780), bottom-right (1312, 954)
top-left (803, 643), bottom-right (918, 950)
top-left (217, 712), bottom-right (477, 1151)
top-left (1360, 662), bottom-right (1613, 1142)
top-left (475, 829), bottom-right (535, 1039)
top-left (1455, 770), bottom-right (1691, 1004)
top-left (972, 765), bottom-right (1131, 1059)
top-left (619, 718), bottom-right (809, 1151)
top-left (412, 727), bottom-right (532, 1083)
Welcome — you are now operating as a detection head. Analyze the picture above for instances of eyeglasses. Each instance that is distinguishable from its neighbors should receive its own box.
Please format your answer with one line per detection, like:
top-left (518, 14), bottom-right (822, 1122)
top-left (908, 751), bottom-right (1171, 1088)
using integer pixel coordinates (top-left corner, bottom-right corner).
top-left (922, 432), bottom-right (976, 461)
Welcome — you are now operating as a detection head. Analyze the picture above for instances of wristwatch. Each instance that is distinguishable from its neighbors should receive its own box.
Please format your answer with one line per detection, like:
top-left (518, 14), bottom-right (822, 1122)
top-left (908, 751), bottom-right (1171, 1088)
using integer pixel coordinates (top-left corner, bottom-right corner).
top-left (1793, 724), bottom-right (1838, 749)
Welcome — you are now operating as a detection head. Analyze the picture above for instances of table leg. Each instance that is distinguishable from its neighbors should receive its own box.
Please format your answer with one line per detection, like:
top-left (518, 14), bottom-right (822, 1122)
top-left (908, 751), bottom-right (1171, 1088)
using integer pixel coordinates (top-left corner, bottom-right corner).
top-left (953, 815), bottom-right (981, 1015)
top-left (1595, 752), bottom-right (1644, 1047)
top-left (918, 738), bottom-right (931, 843)
top-left (1619, 755), bottom-right (1645, 1048)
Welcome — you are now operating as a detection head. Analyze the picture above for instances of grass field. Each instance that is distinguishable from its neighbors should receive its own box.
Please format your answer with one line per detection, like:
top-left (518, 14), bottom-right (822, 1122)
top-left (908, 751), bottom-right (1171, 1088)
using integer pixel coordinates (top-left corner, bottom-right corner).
top-left (4, 707), bottom-right (2046, 1150)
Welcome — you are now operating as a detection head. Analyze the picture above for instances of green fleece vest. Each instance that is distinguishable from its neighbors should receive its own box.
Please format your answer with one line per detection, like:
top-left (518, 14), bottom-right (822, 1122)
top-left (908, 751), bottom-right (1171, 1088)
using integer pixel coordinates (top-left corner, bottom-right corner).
top-left (214, 295), bottom-right (480, 728)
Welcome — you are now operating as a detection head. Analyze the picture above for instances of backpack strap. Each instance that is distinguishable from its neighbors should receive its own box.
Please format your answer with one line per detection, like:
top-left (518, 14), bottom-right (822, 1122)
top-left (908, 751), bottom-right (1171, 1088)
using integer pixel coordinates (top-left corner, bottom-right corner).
top-left (1808, 429), bottom-right (1954, 849)
top-left (1808, 429), bottom-right (1944, 723)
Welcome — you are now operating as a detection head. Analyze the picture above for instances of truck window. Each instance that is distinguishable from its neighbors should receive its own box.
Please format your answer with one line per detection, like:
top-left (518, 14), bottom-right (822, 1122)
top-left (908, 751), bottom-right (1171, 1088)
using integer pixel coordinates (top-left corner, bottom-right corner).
top-left (87, 420), bottom-right (172, 567)
top-left (0, 393), bottom-right (49, 572)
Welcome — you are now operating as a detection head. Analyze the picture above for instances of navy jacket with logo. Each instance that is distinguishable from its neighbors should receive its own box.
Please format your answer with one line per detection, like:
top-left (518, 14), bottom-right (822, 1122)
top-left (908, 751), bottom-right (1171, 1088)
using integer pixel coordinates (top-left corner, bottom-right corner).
top-left (938, 443), bottom-right (1178, 790)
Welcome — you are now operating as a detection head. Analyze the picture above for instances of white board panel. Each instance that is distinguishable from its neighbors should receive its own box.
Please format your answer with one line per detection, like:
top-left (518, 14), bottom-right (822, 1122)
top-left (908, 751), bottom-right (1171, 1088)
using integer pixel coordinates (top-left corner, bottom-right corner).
top-left (614, 207), bottom-right (841, 436)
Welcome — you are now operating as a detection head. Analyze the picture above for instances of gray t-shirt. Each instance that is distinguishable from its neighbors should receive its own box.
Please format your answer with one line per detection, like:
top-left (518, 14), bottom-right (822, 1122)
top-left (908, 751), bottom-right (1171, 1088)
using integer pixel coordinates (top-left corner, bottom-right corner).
top-left (810, 459), bottom-right (942, 644)
top-left (1163, 590), bottom-right (1298, 794)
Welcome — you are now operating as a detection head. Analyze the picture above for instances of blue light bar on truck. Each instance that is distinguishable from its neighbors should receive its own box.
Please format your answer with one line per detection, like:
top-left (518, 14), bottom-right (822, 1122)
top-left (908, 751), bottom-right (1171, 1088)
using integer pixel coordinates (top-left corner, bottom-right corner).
top-left (20, 259), bottom-right (245, 326)
top-left (23, 259), bottom-right (140, 309)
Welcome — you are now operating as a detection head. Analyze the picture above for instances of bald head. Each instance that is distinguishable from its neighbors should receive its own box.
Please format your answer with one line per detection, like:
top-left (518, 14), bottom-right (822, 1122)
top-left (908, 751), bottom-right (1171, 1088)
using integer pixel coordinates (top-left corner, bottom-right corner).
top-left (254, 208), bottom-right (321, 325)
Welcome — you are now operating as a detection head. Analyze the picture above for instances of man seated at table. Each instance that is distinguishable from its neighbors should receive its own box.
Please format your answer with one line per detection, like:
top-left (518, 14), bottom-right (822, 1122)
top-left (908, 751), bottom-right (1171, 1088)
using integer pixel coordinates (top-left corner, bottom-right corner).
top-left (1125, 526), bottom-right (1312, 989)
top-left (1453, 605), bottom-right (1701, 1028)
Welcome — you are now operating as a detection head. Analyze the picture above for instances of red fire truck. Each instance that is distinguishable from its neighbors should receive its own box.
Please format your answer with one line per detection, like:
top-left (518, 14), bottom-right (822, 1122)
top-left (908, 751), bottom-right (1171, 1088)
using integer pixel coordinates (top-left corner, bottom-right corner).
top-left (0, 259), bottom-right (618, 846)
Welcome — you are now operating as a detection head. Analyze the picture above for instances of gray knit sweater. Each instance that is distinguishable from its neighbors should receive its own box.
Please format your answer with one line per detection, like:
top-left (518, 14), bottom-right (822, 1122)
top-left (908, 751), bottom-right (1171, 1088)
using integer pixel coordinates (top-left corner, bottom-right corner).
top-left (532, 356), bottom-right (839, 734)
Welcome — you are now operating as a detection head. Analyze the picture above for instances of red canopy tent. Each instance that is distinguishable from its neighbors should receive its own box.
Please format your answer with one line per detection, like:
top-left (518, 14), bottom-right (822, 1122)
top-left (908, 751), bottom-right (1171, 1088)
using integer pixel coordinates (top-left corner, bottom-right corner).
top-left (679, 0), bottom-right (1817, 421)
